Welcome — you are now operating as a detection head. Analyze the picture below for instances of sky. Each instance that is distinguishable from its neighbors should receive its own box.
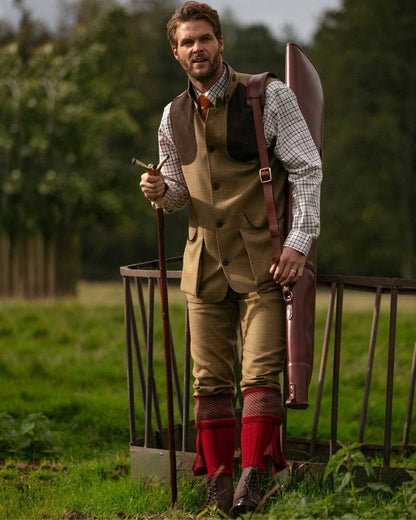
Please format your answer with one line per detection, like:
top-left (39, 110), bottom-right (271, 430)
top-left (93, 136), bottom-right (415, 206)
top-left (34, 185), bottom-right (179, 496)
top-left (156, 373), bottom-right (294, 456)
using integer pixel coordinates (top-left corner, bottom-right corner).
top-left (1, 0), bottom-right (342, 43)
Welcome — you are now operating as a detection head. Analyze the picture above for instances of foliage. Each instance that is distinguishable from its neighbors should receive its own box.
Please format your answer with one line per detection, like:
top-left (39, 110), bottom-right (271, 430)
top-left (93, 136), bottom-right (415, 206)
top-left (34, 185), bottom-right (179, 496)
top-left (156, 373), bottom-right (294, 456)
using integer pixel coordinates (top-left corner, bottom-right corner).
top-left (323, 442), bottom-right (392, 513)
top-left (0, 2), bottom-right (156, 288)
top-left (0, 413), bottom-right (58, 460)
top-left (313, 0), bottom-right (416, 278)
top-left (19, 413), bottom-right (59, 460)
top-left (0, 414), bottom-right (19, 459)
top-left (0, 9), bottom-right (142, 236)
top-left (383, 473), bottom-right (416, 520)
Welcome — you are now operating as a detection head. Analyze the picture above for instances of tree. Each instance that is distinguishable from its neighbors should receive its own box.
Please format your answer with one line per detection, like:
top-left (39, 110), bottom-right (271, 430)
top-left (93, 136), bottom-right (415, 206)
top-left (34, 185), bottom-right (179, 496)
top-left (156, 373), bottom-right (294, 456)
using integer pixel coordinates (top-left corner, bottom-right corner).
top-left (311, 0), bottom-right (416, 277)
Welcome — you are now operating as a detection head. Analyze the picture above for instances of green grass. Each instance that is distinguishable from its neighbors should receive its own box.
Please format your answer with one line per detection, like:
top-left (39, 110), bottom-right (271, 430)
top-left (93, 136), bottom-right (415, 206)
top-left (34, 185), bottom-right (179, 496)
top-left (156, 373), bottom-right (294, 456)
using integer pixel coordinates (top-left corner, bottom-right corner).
top-left (1, 281), bottom-right (415, 519)
top-left (0, 292), bottom-right (129, 460)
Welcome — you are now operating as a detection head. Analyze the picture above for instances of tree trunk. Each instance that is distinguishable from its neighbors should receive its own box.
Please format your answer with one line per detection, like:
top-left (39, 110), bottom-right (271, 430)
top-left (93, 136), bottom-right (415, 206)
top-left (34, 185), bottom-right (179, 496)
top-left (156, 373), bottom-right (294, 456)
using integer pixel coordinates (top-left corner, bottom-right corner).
top-left (0, 231), bottom-right (80, 298)
top-left (0, 233), bottom-right (11, 296)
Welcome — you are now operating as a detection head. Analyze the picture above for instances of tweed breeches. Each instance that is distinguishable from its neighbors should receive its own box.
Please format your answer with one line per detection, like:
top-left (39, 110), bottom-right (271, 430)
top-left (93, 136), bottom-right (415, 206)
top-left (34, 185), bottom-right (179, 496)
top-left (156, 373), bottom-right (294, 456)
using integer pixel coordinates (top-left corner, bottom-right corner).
top-left (187, 282), bottom-right (286, 396)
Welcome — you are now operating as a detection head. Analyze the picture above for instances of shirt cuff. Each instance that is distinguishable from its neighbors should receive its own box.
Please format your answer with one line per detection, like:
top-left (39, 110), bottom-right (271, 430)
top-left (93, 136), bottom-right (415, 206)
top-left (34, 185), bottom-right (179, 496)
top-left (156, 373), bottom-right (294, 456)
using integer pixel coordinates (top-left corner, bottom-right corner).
top-left (150, 184), bottom-right (173, 211)
top-left (283, 229), bottom-right (313, 257)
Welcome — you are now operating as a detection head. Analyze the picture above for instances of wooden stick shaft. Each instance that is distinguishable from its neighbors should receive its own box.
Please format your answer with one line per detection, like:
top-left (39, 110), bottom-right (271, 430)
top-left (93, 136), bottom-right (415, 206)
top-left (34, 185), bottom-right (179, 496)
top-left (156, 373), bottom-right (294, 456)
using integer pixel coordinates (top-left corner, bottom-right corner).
top-left (156, 207), bottom-right (177, 505)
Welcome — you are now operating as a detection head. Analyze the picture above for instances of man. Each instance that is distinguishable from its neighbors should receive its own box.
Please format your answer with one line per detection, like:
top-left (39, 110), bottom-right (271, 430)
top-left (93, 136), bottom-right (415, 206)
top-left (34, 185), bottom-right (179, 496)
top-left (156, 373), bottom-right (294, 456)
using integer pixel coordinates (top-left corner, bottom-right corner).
top-left (140, 2), bottom-right (322, 516)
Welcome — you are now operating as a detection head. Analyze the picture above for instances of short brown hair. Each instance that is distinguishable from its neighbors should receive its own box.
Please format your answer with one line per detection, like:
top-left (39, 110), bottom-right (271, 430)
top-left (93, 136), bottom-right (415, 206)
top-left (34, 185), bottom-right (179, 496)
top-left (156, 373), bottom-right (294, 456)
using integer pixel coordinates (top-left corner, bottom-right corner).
top-left (167, 2), bottom-right (222, 47)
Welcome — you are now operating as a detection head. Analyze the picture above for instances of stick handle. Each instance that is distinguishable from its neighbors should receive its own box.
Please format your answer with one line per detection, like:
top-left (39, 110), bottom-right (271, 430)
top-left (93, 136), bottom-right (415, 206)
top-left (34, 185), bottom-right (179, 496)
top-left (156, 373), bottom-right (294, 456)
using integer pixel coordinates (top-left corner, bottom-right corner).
top-left (131, 156), bottom-right (169, 209)
top-left (149, 164), bottom-right (163, 209)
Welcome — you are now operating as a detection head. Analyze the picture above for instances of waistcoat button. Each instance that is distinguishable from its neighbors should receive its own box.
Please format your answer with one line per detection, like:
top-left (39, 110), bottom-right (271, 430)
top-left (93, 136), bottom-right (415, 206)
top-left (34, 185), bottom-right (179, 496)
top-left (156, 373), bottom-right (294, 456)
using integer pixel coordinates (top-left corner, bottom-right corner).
top-left (216, 220), bottom-right (223, 228)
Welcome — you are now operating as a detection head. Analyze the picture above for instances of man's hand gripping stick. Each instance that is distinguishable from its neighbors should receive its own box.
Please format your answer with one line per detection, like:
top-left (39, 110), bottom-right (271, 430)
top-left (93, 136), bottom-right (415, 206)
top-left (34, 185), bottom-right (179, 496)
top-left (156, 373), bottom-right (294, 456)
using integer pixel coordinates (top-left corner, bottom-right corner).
top-left (131, 155), bottom-right (169, 209)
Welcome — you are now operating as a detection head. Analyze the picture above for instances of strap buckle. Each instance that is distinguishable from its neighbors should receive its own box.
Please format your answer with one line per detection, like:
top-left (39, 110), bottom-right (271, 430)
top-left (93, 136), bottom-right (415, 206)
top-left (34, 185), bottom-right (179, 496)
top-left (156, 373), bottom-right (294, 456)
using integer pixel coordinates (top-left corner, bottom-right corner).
top-left (259, 167), bottom-right (272, 183)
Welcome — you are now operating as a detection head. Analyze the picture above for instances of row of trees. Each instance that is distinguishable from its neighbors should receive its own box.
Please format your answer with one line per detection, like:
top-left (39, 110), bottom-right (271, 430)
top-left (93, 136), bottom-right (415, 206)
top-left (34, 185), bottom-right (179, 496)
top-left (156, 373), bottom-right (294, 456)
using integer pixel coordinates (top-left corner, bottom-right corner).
top-left (313, 0), bottom-right (416, 278)
top-left (0, 0), bottom-right (415, 296)
top-left (1, 1), bottom-right (152, 295)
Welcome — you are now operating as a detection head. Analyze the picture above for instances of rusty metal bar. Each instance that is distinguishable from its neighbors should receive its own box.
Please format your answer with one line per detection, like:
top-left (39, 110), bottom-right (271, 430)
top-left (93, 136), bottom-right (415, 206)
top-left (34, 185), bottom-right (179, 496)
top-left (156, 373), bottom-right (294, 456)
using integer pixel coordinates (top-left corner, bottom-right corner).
top-left (144, 278), bottom-right (155, 447)
top-left (182, 303), bottom-right (191, 451)
top-left (330, 281), bottom-right (344, 458)
top-left (132, 278), bottom-right (151, 411)
top-left (144, 279), bottom-right (164, 445)
top-left (132, 276), bottom-right (164, 442)
top-left (149, 282), bottom-right (163, 434)
top-left (317, 274), bottom-right (416, 291)
top-left (358, 287), bottom-right (382, 442)
top-left (384, 286), bottom-right (398, 467)
top-left (403, 341), bottom-right (416, 455)
top-left (127, 286), bottom-right (147, 409)
top-left (135, 278), bottom-right (148, 344)
top-left (123, 277), bottom-right (136, 444)
top-left (310, 281), bottom-right (336, 456)
top-left (153, 279), bottom-right (184, 424)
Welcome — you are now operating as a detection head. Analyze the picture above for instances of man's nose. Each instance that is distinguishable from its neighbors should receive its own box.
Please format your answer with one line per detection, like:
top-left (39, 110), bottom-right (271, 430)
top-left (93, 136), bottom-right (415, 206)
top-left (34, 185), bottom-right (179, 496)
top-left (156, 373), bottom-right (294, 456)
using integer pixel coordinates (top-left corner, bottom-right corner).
top-left (192, 40), bottom-right (204, 53)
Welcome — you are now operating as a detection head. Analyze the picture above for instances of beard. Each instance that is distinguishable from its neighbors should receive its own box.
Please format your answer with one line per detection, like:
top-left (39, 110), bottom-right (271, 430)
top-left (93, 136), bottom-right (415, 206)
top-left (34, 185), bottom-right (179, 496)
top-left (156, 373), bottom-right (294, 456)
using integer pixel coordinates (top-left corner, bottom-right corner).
top-left (181, 51), bottom-right (222, 83)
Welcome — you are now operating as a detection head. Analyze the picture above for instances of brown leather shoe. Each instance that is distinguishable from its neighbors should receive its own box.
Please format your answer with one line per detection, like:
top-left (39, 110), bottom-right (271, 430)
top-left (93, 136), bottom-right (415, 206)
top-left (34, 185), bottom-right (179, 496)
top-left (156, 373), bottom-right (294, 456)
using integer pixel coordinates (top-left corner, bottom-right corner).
top-left (229, 467), bottom-right (262, 518)
top-left (197, 474), bottom-right (234, 518)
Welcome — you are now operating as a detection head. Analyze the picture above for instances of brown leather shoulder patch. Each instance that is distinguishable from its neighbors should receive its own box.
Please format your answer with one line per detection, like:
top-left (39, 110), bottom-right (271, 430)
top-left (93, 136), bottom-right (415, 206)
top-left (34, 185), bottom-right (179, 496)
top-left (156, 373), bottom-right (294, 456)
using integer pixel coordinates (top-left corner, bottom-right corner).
top-left (170, 92), bottom-right (197, 166)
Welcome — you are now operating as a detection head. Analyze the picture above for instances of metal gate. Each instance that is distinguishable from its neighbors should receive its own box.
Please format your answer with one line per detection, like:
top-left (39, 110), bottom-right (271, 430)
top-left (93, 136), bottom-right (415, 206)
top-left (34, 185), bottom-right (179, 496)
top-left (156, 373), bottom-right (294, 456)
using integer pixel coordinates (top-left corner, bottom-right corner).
top-left (120, 259), bottom-right (416, 483)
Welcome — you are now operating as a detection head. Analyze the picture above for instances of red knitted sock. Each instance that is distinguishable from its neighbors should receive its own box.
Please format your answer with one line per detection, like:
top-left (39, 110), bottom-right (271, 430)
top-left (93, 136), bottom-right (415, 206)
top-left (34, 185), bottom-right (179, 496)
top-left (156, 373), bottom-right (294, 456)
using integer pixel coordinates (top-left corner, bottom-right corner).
top-left (241, 415), bottom-right (287, 473)
top-left (192, 418), bottom-right (236, 477)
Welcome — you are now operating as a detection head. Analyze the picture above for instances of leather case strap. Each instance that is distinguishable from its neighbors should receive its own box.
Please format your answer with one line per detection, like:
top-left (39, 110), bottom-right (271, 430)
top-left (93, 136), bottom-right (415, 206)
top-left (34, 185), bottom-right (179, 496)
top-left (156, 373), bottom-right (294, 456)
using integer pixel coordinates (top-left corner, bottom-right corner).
top-left (247, 73), bottom-right (281, 262)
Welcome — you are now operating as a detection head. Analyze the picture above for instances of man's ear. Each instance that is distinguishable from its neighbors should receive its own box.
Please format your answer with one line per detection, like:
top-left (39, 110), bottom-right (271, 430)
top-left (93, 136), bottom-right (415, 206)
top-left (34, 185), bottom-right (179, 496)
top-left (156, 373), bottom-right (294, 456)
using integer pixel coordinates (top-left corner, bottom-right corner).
top-left (171, 45), bottom-right (179, 61)
top-left (219, 35), bottom-right (224, 54)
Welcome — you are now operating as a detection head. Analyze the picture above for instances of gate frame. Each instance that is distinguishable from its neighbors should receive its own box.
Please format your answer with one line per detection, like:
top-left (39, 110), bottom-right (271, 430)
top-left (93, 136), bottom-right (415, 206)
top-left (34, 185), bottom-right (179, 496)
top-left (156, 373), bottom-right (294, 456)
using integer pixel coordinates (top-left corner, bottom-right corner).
top-left (120, 260), bottom-right (416, 484)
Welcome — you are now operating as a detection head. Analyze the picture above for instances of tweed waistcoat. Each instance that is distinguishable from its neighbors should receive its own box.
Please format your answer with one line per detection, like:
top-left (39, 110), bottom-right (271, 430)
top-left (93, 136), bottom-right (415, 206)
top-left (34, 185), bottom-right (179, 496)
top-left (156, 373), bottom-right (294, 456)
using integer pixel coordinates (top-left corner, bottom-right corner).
top-left (170, 67), bottom-right (287, 302)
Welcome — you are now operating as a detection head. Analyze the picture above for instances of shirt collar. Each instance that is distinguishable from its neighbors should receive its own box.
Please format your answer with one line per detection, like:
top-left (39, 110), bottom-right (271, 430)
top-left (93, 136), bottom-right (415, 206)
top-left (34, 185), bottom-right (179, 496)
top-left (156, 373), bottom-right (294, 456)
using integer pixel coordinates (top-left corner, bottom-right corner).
top-left (192, 63), bottom-right (229, 107)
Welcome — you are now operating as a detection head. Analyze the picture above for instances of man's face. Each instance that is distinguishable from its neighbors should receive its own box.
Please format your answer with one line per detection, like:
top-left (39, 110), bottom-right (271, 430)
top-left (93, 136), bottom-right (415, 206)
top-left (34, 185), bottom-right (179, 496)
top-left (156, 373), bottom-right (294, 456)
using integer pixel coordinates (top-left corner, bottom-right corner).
top-left (172, 19), bottom-right (224, 90)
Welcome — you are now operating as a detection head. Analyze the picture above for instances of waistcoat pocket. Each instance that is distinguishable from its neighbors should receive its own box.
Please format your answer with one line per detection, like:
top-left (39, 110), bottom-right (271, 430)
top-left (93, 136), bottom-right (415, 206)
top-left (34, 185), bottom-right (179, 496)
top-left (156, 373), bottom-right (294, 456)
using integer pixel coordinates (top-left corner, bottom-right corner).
top-left (181, 226), bottom-right (203, 297)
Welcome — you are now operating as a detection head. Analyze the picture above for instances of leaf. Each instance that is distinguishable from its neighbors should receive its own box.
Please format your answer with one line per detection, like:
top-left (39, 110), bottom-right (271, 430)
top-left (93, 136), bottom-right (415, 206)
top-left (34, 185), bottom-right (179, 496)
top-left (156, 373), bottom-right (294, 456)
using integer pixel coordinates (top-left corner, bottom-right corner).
top-left (21, 421), bottom-right (36, 435)
top-left (367, 482), bottom-right (393, 495)
top-left (337, 471), bottom-right (352, 493)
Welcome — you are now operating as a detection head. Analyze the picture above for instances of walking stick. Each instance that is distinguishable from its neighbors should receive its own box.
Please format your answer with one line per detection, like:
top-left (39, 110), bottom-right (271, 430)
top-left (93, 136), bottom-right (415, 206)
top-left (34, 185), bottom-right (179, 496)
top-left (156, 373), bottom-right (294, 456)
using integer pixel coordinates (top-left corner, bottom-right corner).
top-left (132, 155), bottom-right (177, 506)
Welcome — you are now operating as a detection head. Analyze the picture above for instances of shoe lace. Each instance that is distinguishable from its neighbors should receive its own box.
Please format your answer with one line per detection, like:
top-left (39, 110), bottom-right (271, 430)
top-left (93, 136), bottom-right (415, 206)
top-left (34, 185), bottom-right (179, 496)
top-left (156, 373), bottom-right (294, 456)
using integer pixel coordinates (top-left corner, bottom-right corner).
top-left (207, 480), bottom-right (219, 502)
top-left (197, 480), bottom-right (229, 519)
top-left (243, 468), bottom-right (260, 494)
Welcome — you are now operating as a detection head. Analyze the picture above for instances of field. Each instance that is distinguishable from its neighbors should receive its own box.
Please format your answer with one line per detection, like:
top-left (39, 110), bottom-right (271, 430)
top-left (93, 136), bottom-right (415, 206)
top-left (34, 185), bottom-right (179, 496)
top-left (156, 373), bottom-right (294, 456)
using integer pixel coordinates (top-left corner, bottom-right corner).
top-left (1, 281), bottom-right (415, 519)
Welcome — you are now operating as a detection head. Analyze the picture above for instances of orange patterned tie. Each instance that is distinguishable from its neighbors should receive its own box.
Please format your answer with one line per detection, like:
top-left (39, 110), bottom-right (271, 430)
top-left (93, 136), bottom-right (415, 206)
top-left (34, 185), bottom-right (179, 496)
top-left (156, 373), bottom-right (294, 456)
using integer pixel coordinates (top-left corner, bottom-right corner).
top-left (199, 94), bottom-right (211, 119)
